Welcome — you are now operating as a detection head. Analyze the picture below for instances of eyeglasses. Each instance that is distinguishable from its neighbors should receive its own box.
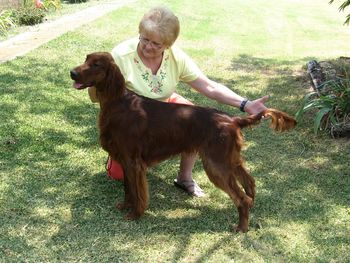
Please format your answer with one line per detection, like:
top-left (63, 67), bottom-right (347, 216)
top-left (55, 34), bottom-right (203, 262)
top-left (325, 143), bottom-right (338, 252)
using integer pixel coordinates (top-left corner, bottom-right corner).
top-left (139, 36), bottom-right (164, 50)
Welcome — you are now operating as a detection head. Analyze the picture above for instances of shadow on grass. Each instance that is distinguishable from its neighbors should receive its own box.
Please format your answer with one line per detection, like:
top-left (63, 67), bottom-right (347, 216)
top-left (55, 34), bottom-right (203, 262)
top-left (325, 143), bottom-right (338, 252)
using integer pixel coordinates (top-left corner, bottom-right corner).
top-left (0, 54), bottom-right (349, 261)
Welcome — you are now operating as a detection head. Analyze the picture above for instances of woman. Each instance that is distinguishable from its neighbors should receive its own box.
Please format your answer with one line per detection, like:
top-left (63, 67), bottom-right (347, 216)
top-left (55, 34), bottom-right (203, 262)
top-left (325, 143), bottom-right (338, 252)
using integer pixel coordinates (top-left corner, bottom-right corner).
top-left (89, 6), bottom-right (268, 197)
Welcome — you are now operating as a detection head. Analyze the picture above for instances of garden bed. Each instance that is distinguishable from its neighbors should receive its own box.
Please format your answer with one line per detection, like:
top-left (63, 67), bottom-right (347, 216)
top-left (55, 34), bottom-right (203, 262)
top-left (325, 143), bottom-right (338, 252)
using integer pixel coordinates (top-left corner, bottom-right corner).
top-left (0, 0), bottom-right (101, 39)
top-left (301, 57), bottom-right (350, 138)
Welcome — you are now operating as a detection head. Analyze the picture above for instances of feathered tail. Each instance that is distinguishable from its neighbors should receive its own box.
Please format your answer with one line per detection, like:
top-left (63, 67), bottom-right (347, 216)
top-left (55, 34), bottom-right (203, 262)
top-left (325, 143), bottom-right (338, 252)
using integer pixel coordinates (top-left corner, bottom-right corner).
top-left (235, 108), bottom-right (297, 132)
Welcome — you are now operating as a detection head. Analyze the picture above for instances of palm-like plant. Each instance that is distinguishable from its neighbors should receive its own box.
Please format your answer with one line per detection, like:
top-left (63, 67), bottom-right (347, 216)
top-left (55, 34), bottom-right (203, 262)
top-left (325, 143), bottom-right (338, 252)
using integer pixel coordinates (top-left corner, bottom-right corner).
top-left (296, 77), bottom-right (350, 135)
top-left (329, 0), bottom-right (350, 25)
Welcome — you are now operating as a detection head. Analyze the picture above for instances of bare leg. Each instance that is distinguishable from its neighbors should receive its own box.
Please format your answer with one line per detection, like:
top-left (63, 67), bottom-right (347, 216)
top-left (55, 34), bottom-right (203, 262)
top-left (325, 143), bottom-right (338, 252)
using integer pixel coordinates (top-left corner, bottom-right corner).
top-left (174, 152), bottom-right (205, 197)
top-left (178, 152), bottom-right (196, 181)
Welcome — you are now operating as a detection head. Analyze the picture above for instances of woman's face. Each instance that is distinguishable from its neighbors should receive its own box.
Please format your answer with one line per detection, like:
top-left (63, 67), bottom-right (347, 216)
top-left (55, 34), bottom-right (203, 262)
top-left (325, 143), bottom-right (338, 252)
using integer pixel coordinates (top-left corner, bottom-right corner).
top-left (138, 31), bottom-right (167, 59)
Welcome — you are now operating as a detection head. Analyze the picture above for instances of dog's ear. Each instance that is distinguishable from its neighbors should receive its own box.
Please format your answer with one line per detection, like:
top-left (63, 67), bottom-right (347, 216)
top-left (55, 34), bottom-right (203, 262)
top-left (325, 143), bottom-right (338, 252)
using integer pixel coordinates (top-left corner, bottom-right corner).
top-left (106, 61), bottom-right (126, 98)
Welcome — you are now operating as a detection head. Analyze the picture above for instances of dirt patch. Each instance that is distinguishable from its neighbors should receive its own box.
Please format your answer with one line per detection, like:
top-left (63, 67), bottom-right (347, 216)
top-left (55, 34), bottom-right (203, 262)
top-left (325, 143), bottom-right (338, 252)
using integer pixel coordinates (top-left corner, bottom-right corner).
top-left (0, 0), bottom-right (20, 11)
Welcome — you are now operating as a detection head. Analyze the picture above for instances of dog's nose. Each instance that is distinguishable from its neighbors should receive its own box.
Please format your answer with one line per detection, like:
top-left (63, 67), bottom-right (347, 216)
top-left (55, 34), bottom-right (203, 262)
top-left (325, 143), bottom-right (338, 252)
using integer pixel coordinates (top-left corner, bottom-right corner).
top-left (70, 70), bottom-right (78, 79)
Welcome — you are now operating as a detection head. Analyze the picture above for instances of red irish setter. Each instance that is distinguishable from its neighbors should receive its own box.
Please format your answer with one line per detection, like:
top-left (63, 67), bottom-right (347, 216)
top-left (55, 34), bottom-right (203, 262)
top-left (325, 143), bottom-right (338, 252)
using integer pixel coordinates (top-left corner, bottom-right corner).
top-left (70, 52), bottom-right (296, 232)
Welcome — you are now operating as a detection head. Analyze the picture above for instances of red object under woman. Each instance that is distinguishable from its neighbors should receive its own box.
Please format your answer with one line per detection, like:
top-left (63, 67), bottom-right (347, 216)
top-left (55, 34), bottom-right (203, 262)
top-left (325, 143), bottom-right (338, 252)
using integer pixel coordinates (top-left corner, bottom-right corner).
top-left (106, 157), bottom-right (124, 180)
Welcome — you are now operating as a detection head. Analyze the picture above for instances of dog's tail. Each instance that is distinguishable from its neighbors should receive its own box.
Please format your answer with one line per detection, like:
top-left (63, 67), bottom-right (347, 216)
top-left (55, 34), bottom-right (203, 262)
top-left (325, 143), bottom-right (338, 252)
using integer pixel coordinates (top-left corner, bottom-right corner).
top-left (235, 108), bottom-right (297, 132)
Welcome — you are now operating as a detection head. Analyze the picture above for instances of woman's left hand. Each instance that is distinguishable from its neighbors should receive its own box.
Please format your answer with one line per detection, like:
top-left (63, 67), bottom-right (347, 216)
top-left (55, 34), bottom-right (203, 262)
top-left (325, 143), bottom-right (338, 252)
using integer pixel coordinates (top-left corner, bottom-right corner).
top-left (244, 95), bottom-right (269, 115)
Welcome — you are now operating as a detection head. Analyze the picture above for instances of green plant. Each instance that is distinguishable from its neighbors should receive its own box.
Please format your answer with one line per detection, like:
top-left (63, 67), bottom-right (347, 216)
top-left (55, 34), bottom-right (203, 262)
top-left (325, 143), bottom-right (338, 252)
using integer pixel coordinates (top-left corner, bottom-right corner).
top-left (21, 0), bottom-right (29, 6)
top-left (329, 0), bottom-right (350, 25)
top-left (43, 0), bottom-right (62, 10)
top-left (296, 77), bottom-right (350, 134)
top-left (0, 10), bottom-right (16, 35)
top-left (14, 6), bottom-right (46, 26)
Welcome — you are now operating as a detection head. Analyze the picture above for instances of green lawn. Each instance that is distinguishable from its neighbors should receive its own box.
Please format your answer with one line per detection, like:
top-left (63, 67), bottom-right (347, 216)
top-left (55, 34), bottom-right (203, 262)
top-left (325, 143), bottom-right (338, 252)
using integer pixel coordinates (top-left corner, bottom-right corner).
top-left (0, 0), bottom-right (349, 262)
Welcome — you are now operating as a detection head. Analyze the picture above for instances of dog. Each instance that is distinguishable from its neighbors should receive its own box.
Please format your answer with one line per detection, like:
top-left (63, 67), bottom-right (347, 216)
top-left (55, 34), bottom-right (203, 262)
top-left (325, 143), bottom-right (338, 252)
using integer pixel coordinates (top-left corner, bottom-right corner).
top-left (70, 52), bottom-right (296, 232)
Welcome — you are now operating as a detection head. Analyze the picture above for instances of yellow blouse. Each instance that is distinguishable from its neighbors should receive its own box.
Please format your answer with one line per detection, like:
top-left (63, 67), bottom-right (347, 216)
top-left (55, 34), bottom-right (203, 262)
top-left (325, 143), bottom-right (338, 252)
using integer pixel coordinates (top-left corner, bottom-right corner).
top-left (111, 38), bottom-right (201, 101)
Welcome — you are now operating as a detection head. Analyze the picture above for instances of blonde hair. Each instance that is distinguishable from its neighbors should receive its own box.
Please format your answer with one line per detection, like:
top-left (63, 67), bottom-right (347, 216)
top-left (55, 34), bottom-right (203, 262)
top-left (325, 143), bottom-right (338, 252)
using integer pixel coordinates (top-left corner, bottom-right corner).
top-left (139, 6), bottom-right (180, 47)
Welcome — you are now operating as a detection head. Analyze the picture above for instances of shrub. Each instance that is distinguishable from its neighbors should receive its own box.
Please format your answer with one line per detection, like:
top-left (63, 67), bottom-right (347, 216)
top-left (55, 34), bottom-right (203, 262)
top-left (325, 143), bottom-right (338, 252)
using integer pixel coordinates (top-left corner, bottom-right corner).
top-left (43, 0), bottom-right (62, 10)
top-left (14, 6), bottom-right (46, 26)
top-left (0, 10), bottom-right (16, 35)
top-left (296, 75), bottom-right (350, 136)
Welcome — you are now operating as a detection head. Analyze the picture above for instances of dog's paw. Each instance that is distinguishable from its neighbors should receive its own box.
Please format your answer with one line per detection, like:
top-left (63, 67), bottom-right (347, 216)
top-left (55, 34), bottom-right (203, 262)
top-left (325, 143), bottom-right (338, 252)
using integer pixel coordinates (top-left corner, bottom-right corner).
top-left (124, 211), bottom-right (141, 220)
top-left (232, 224), bottom-right (249, 233)
top-left (116, 202), bottom-right (131, 211)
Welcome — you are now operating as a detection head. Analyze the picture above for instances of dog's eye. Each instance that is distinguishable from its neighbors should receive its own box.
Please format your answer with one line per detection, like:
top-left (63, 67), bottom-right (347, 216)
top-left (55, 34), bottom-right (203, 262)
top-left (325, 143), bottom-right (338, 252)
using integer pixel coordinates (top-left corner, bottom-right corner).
top-left (92, 63), bottom-right (101, 68)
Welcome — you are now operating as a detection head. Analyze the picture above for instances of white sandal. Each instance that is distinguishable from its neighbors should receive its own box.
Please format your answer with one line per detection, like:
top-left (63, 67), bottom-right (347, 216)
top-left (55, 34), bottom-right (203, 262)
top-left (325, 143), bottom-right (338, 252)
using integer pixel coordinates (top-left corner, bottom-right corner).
top-left (174, 179), bottom-right (205, 197)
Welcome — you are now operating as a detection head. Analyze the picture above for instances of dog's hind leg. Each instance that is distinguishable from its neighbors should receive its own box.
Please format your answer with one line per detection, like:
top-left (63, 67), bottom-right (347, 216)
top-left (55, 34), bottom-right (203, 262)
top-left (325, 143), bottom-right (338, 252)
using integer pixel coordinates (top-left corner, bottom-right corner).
top-left (235, 164), bottom-right (256, 201)
top-left (201, 158), bottom-right (253, 232)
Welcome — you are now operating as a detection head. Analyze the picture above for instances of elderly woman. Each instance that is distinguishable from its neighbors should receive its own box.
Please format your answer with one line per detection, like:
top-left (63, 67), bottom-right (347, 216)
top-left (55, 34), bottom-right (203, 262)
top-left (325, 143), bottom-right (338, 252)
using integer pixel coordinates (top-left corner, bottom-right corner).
top-left (89, 6), bottom-right (268, 197)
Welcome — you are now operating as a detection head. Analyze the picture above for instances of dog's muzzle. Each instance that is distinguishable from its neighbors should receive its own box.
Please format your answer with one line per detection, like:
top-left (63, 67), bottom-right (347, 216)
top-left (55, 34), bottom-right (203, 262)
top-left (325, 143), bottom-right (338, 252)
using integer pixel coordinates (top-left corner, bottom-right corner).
top-left (70, 70), bottom-right (78, 80)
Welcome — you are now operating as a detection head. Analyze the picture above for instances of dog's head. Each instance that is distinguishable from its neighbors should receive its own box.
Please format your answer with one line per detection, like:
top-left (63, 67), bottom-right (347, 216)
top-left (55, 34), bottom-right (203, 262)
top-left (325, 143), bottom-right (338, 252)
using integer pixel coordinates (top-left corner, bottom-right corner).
top-left (70, 52), bottom-right (116, 90)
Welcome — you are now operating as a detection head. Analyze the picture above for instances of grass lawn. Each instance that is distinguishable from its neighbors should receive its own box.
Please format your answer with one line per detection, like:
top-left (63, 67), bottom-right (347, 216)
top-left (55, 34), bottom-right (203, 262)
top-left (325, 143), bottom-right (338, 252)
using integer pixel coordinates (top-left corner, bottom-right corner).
top-left (1, 0), bottom-right (349, 262)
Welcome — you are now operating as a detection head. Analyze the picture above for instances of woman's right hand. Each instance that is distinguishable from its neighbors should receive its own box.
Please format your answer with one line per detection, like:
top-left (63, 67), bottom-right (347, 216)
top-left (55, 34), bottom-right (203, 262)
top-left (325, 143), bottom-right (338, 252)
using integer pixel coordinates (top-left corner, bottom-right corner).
top-left (244, 95), bottom-right (269, 115)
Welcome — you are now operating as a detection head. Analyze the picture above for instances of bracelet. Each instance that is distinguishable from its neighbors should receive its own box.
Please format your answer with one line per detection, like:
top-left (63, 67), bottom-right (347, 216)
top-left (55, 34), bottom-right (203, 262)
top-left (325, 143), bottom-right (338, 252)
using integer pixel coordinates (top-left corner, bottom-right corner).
top-left (239, 99), bottom-right (249, 112)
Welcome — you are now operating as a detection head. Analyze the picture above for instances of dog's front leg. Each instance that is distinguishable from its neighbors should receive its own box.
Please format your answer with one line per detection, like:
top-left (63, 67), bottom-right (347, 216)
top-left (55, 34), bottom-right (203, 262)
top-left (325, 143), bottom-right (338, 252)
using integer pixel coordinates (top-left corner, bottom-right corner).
top-left (122, 159), bottom-right (149, 220)
top-left (116, 171), bottom-right (132, 211)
